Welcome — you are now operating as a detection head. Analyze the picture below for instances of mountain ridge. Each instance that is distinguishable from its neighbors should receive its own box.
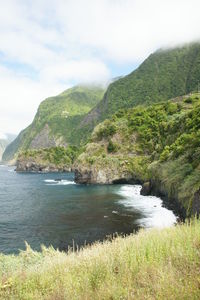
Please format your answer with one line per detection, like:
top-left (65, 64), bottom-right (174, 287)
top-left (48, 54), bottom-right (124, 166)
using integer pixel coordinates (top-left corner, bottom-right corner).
top-left (3, 42), bottom-right (200, 165)
top-left (80, 43), bottom-right (200, 130)
top-left (2, 85), bottom-right (105, 162)
top-left (75, 93), bottom-right (200, 217)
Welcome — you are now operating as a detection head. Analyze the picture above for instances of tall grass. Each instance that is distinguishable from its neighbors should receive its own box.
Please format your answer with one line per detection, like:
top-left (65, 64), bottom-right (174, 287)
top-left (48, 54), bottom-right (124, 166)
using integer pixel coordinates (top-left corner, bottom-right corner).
top-left (0, 220), bottom-right (200, 299)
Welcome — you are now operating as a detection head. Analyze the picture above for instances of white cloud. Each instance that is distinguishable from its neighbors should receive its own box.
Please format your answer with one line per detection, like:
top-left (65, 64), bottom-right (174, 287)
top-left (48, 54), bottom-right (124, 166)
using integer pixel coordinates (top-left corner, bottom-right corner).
top-left (0, 132), bottom-right (7, 140)
top-left (0, 0), bottom-right (200, 135)
top-left (55, 0), bottom-right (200, 62)
top-left (40, 60), bottom-right (110, 85)
top-left (0, 66), bottom-right (65, 134)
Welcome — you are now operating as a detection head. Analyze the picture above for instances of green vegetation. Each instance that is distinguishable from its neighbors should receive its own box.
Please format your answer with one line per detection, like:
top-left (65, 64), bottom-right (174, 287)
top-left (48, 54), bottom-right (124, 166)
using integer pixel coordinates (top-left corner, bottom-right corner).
top-left (81, 42), bottom-right (200, 127)
top-left (0, 134), bottom-right (16, 161)
top-left (3, 43), bottom-right (200, 163)
top-left (0, 219), bottom-right (200, 299)
top-left (3, 85), bottom-right (105, 162)
top-left (0, 139), bottom-right (8, 161)
top-left (4, 43), bottom-right (200, 163)
top-left (18, 146), bottom-right (80, 167)
top-left (76, 93), bottom-right (200, 215)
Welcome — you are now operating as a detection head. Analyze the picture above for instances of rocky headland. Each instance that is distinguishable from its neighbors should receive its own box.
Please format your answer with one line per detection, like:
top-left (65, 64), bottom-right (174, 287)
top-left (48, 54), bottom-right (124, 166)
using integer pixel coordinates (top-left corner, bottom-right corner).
top-left (15, 146), bottom-right (78, 173)
top-left (74, 94), bottom-right (200, 217)
top-left (15, 157), bottom-right (71, 172)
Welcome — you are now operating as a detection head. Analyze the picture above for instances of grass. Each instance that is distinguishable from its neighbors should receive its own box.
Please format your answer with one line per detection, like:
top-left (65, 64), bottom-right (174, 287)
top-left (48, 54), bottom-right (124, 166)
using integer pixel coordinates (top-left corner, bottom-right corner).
top-left (0, 220), bottom-right (200, 299)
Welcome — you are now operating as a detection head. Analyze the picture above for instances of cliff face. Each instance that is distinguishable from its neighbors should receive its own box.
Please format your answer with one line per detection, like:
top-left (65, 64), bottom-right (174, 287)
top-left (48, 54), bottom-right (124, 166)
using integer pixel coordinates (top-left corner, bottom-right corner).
top-left (29, 124), bottom-right (58, 149)
top-left (16, 157), bottom-right (71, 172)
top-left (4, 43), bottom-right (200, 164)
top-left (15, 146), bottom-right (78, 173)
top-left (2, 85), bottom-right (105, 162)
top-left (0, 134), bottom-right (16, 161)
top-left (0, 140), bottom-right (7, 161)
top-left (80, 43), bottom-right (200, 129)
top-left (75, 94), bottom-right (200, 217)
top-left (74, 165), bottom-right (138, 185)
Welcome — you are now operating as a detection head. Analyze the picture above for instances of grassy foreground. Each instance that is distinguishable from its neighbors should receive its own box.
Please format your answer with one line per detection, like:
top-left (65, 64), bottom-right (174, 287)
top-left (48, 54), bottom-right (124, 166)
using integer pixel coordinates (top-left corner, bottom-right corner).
top-left (0, 221), bottom-right (200, 299)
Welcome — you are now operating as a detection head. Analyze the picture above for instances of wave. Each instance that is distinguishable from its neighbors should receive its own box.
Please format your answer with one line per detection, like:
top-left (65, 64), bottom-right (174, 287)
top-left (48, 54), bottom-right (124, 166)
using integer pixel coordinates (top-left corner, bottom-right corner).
top-left (117, 185), bottom-right (177, 229)
top-left (44, 179), bottom-right (55, 183)
top-left (44, 179), bottom-right (76, 185)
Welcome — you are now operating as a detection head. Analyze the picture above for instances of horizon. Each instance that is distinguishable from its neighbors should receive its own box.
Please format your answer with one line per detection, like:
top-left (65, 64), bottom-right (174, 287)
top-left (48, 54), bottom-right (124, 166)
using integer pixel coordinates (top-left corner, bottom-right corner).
top-left (1, 0), bottom-right (200, 136)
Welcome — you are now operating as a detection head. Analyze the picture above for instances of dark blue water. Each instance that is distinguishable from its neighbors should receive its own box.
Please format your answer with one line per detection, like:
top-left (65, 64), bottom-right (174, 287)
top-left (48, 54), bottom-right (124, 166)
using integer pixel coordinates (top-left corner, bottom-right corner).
top-left (0, 165), bottom-right (176, 254)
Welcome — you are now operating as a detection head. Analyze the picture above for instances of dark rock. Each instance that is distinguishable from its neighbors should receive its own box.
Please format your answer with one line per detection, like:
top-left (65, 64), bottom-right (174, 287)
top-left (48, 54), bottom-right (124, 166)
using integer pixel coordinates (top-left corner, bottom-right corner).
top-left (191, 189), bottom-right (200, 216)
top-left (148, 178), bottom-right (186, 220)
top-left (30, 124), bottom-right (57, 149)
top-left (141, 182), bottom-right (151, 195)
top-left (15, 158), bottom-right (71, 173)
top-left (74, 168), bottom-right (94, 184)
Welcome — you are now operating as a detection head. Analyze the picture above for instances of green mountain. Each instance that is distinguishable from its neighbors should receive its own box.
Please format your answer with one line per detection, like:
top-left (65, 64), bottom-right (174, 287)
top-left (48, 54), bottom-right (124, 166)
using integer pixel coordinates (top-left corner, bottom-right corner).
top-left (0, 139), bottom-right (8, 161)
top-left (81, 43), bottom-right (200, 129)
top-left (4, 43), bottom-right (200, 165)
top-left (75, 93), bottom-right (200, 217)
top-left (0, 134), bottom-right (16, 161)
top-left (2, 85), bottom-right (105, 162)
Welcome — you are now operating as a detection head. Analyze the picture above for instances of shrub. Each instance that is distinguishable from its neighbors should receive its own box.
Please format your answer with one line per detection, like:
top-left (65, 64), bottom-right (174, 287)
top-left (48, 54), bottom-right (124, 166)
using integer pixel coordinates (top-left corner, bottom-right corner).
top-left (96, 120), bottom-right (117, 140)
top-left (107, 140), bottom-right (118, 153)
top-left (184, 97), bottom-right (193, 103)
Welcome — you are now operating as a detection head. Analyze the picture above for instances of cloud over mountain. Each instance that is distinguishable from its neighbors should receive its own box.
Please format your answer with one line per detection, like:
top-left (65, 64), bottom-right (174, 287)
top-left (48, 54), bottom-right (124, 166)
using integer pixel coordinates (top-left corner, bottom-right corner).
top-left (0, 0), bottom-right (200, 134)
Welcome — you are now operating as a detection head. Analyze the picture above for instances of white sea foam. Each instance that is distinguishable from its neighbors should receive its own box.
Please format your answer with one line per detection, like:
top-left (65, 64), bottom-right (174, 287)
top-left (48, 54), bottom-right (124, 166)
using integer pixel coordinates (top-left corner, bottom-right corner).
top-left (117, 185), bottom-right (177, 228)
top-left (44, 179), bottom-right (55, 183)
top-left (44, 179), bottom-right (76, 185)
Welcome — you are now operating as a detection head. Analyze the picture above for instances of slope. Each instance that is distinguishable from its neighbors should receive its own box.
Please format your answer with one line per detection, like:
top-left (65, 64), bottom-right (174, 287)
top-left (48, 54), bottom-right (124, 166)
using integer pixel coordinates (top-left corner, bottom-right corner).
top-left (2, 85), bottom-right (105, 162)
top-left (75, 93), bottom-right (200, 217)
top-left (81, 43), bottom-right (200, 129)
top-left (0, 220), bottom-right (200, 299)
top-left (0, 134), bottom-right (16, 161)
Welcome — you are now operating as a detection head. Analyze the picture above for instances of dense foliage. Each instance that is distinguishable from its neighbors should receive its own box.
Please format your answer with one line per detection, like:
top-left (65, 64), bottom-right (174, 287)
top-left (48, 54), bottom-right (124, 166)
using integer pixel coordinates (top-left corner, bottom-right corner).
top-left (77, 93), bottom-right (200, 215)
top-left (3, 85), bottom-right (105, 161)
top-left (4, 43), bottom-right (200, 163)
top-left (81, 43), bottom-right (200, 127)
top-left (18, 146), bottom-right (80, 167)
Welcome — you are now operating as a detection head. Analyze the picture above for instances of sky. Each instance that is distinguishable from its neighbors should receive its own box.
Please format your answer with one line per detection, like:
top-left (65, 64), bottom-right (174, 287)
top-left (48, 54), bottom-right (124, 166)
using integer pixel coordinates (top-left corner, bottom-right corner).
top-left (0, 0), bottom-right (200, 138)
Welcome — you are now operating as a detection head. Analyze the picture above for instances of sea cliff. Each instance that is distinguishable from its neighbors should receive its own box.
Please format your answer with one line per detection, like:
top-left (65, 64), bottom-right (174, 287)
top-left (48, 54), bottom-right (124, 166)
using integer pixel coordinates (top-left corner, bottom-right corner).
top-left (74, 94), bottom-right (200, 217)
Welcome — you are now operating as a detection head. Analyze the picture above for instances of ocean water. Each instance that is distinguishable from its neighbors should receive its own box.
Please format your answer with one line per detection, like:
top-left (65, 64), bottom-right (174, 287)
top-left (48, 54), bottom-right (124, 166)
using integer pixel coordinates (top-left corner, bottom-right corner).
top-left (0, 165), bottom-right (177, 254)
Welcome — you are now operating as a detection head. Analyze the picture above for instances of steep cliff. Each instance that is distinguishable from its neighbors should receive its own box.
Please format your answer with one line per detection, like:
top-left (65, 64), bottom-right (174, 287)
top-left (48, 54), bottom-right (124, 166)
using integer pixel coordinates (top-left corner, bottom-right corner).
top-left (75, 94), bottom-right (200, 216)
top-left (15, 146), bottom-right (79, 172)
top-left (4, 43), bottom-right (200, 164)
top-left (81, 43), bottom-right (200, 129)
top-left (0, 134), bottom-right (16, 161)
top-left (3, 85), bottom-right (105, 162)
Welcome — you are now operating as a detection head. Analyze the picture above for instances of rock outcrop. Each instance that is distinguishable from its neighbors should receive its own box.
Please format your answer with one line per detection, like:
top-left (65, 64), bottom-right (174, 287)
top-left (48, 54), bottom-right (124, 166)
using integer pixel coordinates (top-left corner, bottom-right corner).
top-left (16, 157), bottom-right (71, 173)
top-left (74, 166), bottom-right (138, 184)
top-left (141, 179), bottom-right (187, 219)
top-left (2, 85), bottom-right (105, 162)
top-left (30, 124), bottom-right (58, 149)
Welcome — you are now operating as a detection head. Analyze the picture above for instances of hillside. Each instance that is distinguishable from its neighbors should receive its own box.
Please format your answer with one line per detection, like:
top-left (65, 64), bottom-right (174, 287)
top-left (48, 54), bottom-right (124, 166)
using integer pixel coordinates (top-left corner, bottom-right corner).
top-left (0, 134), bottom-right (16, 161)
top-left (75, 93), bottom-right (200, 217)
top-left (81, 43), bottom-right (200, 129)
top-left (4, 43), bottom-right (200, 164)
top-left (15, 146), bottom-right (80, 172)
top-left (0, 219), bottom-right (200, 299)
top-left (0, 140), bottom-right (7, 161)
top-left (2, 85), bottom-right (105, 162)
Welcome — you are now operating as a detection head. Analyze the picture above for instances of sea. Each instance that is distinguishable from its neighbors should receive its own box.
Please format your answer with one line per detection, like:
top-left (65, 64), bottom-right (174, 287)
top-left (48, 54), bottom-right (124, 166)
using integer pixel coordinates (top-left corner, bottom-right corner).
top-left (0, 165), bottom-right (177, 254)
